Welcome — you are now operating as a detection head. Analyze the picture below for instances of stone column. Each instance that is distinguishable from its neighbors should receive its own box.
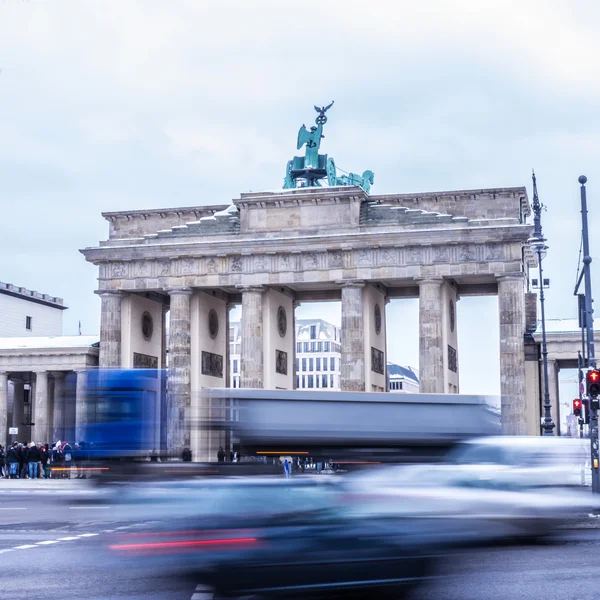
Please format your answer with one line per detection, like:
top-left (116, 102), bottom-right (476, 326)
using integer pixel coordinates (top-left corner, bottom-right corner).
top-left (75, 370), bottom-right (87, 443)
top-left (225, 303), bottom-right (234, 389)
top-left (292, 300), bottom-right (300, 390)
top-left (166, 287), bottom-right (192, 454)
top-left (0, 372), bottom-right (8, 450)
top-left (161, 303), bottom-right (169, 370)
top-left (11, 379), bottom-right (24, 431)
top-left (340, 281), bottom-right (365, 392)
top-left (97, 290), bottom-right (123, 367)
top-left (51, 373), bottom-right (65, 443)
top-left (239, 286), bottom-right (265, 388)
top-left (417, 277), bottom-right (444, 393)
top-left (498, 273), bottom-right (527, 435)
top-left (32, 371), bottom-right (49, 444)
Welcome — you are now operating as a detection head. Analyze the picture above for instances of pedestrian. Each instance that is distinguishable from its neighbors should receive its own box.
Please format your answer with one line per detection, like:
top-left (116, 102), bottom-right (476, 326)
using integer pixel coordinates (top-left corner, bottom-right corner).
top-left (27, 442), bottom-right (41, 479)
top-left (217, 446), bottom-right (225, 462)
top-left (0, 445), bottom-right (5, 478)
top-left (181, 447), bottom-right (192, 462)
top-left (40, 444), bottom-right (51, 479)
top-left (149, 449), bottom-right (158, 462)
top-left (62, 441), bottom-right (73, 478)
top-left (283, 457), bottom-right (291, 479)
top-left (7, 443), bottom-right (19, 479)
top-left (18, 443), bottom-right (28, 478)
top-left (51, 442), bottom-right (63, 478)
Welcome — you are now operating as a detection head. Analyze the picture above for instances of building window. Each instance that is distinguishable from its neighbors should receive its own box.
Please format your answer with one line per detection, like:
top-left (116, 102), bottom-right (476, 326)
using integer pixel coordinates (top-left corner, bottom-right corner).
top-left (297, 342), bottom-right (302, 353)
top-left (324, 341), bottom-right (330, 352)
top-left (318, 341), bottom-right (323, 352)
top-left (296, 376), bottom-right (300, 388)
top-left (311, 341), bottom-right (317, 352)
top-left (330, 374), bottom-right (334, 388)
top-left (295, 358), bottom-right (300, 372)
top-left (323, 359), bottom-right (328, 371)
top-left (302, 358), bottom-right (307, 372)
top-left (309, 358), bottom-right (314, 371)
top-left (310, 325), bottom-right (317, 339)
top-left (308, 375), bottom-right (314, 388)
top-left (233, 359), bottom-right (239, 373)
top-left (25, 316), bottom-right (32, 331)
top-left (316, 375), bottom-right (320, 388)
top-left (322, 374), bottom-right (328, 388)
top-left (316, 358), bottom-right (321, 371)
top-left (330, 357), bottom-right (335, 371)
top-left (304, 342), bottom-right (309, 353)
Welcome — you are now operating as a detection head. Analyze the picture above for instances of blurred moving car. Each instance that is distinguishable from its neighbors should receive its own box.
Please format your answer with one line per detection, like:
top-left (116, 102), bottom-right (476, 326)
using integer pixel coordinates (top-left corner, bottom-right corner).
top-left (340, 435), bottom-right (597, 542)
top-left (104, 477), bottom-right (455, 599)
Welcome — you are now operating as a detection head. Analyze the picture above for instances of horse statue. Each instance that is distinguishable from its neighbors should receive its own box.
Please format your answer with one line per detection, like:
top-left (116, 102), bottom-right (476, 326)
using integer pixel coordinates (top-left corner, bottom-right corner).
top-left (336, 170), bottom-right (375, 194)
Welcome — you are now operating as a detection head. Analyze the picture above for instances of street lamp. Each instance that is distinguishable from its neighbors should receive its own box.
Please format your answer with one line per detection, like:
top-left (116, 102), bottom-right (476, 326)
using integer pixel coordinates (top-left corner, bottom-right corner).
top-left (529, 171), bottom-right (555, 436)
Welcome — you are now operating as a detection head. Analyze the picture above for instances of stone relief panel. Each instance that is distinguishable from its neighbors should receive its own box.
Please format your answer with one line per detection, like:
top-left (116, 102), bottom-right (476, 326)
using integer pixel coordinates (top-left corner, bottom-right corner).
top-left (279, 254), bottom-right (293, 271)
top-left (206, 258), bottom-right (219, 274)
top-left (485, 244), bottom-right (504, 261)
top-left (433, 246), bottom-right (450, 263)
top-left (379, 248), bottom-right (397, 265)
top-left (448, 345), bottom-right (458, 373)
top-left (181, 258), bottom-right (198, 275)
top-left (135, 261), bottom-right (150, 277)
top-left (275, 349), bottom-right (288, 375)
top-left (158, 259), bottom-right (172, 276)
top-left (356, 249), bottom-right (371, 266)
top-left (328, 251), bottom-right (343, 268)
top-left (230, 256), bottom-right (243, 272)
top-left (254, 255), bottom-right (268, 272)
top-left (201, 351), bottom-right (223, 378)
top-left (133, 352), bottom-right (158, 369)
top-left (406, 247), bottom-right (423, 265)
top-left (371, 347), bottom-right (385, 375)
top-left (459, 245), bottom-right (476, 262)
top-left (303, 253), bottom-right (319, 270)
top-left (111, 262), bottom-right (127, 278)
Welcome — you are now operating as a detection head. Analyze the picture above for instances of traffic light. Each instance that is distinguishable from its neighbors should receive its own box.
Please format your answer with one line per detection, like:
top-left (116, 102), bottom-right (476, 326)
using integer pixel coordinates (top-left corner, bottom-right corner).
top-left (588, 370), bottom-right (600, 397)
top-left (573, 399), bottom-right (582, 417)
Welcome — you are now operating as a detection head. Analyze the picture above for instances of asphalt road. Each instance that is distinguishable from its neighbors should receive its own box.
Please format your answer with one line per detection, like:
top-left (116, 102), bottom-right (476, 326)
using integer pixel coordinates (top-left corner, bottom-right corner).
top-left (0, 480), bottom-right (599, 600)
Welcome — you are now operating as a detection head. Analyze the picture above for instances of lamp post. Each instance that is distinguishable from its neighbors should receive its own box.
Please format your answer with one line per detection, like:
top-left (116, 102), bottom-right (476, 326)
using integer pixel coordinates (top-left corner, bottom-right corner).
top-left (529, 171), bottom-right (555, 436)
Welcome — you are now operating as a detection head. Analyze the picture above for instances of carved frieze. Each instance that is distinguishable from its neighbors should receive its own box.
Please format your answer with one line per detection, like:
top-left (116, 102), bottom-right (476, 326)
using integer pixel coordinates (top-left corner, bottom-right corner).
top-left (406, 247), bottom-right (422, 265)
top-left (279, 254), bottom-right (293, 271)
top-left (459, 245), bottom-right (476, 262)
top-left (379, 248), bottom-right (397, 265)
top-left (206, 258), bottom-right (219, 274)
top-left (448, 345), bottom-right (458, 373)
top-left (112, 262), bottom-right (127, 278)
top-left (304, 253), bottom-right (318, 270)
top-left (254, 255), bottom-right (268, 272)
top-left (485, 244), bottom-right (504, 261)
top-left (371, 347), bottom-right (384, 375)
top-left (135, 261), bottom-right (149, 277)
top-left (133, 352), bottom-right (158, 369)
top-left (231, 256), bottom-right (243, 272)
top-left (433, 246), bottom-right (450, 263)
top-left (201, 351), bottom-right (223, 378)
top-left (275, 349), bottom-right (288, 375)
top-left (181, 258), bottom-right (197, 275)
top-left (328, 251), bottom-right (343, 268)
top-left (158, 259), bottom-right (172, 276)
top-left (356, 249), bottom-right (371, 266)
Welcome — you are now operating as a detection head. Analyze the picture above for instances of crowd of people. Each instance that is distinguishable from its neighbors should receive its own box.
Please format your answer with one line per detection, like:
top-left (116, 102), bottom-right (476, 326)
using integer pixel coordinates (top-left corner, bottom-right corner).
top-left (0, 440), bottom-right (89, 479)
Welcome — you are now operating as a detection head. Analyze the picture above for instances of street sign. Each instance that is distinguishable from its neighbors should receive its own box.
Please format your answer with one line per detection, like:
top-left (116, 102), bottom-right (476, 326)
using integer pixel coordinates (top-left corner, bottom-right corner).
top-left (8, 427), bottom-right (18, 435)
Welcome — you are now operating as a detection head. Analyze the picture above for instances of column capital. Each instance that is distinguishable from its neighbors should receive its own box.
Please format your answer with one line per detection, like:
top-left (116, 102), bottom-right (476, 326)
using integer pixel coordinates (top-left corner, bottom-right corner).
top-left (236, 285), bottom-right (265, 293)
top-left (94, 289), bottom-right (125, 297)
top-left (165, 286), bottom-right (193, 296)
top-left (33, 370), bottom-right (48, 376)
top-left (293, 300), bottom-right (302, 309)
top-left (414, 276), bottom-right (444, 285)
top-left (161, 303), bottom-right (170, 314)
top-left (0, 371), bottom-right (7, 380)
top-left (49, 371), bottom-right (66, 379)
top-left (496, 272), bottom-right (525, 282)
top-left (337, 279), bottom-right (365, 289)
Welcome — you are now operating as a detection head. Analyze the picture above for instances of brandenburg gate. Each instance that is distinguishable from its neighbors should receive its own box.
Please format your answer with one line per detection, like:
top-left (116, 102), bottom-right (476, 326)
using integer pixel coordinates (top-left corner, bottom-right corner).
top-left (81, 103), bottom-right (535, 456)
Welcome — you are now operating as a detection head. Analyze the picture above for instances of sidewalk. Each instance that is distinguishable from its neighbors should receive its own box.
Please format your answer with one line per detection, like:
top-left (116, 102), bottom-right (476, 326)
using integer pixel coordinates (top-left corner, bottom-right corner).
top-left (0, 478), bottom-right (95, 492)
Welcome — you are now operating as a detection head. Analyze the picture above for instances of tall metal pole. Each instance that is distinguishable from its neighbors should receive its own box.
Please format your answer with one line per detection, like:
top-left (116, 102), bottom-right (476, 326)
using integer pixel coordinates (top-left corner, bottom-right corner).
top-left (530, 172), bottom-right (555, 435)
top-left (579, 175), bottom-right (599, 492)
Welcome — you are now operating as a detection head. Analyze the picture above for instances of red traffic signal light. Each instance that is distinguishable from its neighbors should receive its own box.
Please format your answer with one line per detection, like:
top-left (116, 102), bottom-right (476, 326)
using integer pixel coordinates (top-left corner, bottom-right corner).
top-left (587, 370), bottom-right (600, 397)
top-left (573, 399), bottom-right (582, 417)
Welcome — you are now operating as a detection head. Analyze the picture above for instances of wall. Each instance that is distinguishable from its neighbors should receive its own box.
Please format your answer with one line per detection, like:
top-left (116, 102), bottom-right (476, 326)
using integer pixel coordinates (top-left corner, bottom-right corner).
top-left (263, 289), bottom-right (294, 390)
top-left (0, 294), bottom-right (63, 337)
top-left (362, 284), bottom-right (387, 392)
top-left (120, 295), bottom-right (163, 368)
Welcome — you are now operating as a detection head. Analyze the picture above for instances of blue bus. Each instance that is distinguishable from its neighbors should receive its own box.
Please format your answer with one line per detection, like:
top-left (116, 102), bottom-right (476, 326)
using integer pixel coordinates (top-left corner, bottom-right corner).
top-left (82, 369), bottom-right (166, 460)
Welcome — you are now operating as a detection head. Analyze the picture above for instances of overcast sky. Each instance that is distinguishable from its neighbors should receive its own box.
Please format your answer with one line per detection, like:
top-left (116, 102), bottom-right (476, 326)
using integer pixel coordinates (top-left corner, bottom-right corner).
top-left (2, 1), bottom-right (600, 418)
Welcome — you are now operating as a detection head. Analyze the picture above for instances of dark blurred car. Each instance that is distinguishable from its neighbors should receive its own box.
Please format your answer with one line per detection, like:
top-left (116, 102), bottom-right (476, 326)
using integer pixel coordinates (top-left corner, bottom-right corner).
top-left (105, 478), bottom-right (450, 599)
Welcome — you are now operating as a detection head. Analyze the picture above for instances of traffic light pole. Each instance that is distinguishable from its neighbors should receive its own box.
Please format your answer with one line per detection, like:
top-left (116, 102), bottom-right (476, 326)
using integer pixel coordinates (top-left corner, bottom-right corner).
top-left (578, 175), bottom-right (599, 493)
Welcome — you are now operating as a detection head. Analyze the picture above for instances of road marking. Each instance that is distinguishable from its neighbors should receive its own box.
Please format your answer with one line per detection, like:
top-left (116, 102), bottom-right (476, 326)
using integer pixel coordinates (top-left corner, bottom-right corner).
top-left (56, 536), bottom-right (80, 541)
top-left (68, 506), bottom-right (111, 509)
top-left (14, 545), bottom-right (37, 549)
top-left (36, 540), bottom-right (60, 545)
top-left (0, 507), bottom-right (27, 510)
top-left (192, 584), bottom-right (214, 599)
top-left (78, 533), bottom-right (99, 537)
